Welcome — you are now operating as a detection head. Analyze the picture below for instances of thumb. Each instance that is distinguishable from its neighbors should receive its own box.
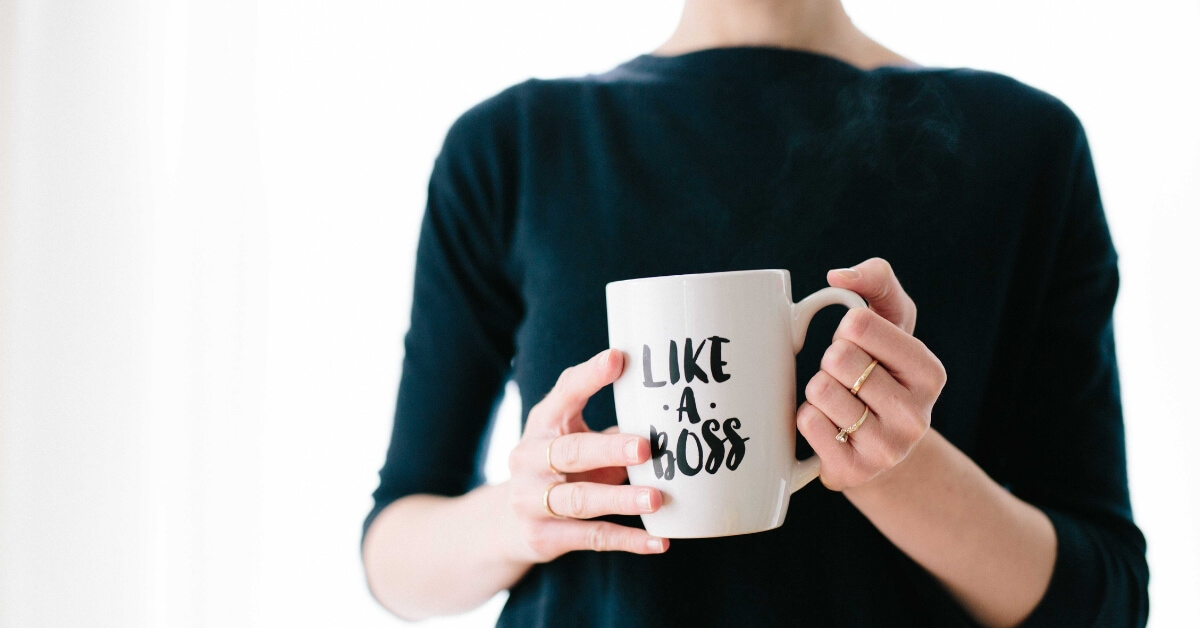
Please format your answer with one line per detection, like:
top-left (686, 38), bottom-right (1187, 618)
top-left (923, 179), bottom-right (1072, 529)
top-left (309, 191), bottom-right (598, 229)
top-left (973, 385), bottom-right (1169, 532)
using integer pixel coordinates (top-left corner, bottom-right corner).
top-left (826, 258), bottom-right (917, 334)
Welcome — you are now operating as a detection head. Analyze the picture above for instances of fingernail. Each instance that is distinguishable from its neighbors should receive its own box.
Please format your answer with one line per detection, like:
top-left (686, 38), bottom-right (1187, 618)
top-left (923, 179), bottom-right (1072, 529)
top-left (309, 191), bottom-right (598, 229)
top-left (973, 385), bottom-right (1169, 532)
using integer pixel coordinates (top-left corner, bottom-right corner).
top-left (646, 538), bottom-right (665, 552)
top-left (637, 489), bottom-right (652, 511)
top-left (832, 268), bottom-right (860, 280)
top-left (602, 349), bottom-right (616, 368)
top-left (624, 439), bottom-right (641, 462)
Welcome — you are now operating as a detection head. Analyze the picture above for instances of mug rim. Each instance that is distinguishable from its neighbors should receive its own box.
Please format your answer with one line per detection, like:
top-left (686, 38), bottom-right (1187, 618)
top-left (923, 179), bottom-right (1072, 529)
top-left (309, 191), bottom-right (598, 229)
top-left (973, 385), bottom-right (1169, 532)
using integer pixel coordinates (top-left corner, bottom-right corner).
top-left (606, 268), bottom-right (788, 290)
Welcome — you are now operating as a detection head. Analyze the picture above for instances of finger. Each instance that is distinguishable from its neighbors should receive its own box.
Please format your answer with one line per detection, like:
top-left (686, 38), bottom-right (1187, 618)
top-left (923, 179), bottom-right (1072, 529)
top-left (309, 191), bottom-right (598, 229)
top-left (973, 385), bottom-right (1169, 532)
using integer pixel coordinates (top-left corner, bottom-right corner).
top-left (547, 520), bottom-right (669, 555)
top-left (579, 426), bottom-right (629, 483)
top-left (803, 370), bottom-right (895, 468)
top-left (833, 308), bottom-right (940, 391)
top-left (547, 482), bottom-right (662, 519)
top-left (549, 432), bottom-right (649, 474)
top-left (797, 401), bottom-right (882, 490)
top-left (796, 402), bottom-right (856, 478)
top-left (537, 349), bottom-right (624, 430)
top-left (827, 258), bottom-right (917, 334)
top-left (804, 370), bottom-right (871, 436)
top-left (820, 338), bottom-right (905, 404)
top-left (815, 342), bottom-right (929, 469)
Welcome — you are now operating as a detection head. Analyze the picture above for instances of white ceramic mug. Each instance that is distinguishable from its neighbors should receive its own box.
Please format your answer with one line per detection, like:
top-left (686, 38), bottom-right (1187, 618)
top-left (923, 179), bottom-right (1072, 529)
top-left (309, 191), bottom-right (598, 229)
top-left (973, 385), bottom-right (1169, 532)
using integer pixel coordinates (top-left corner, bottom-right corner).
top-left (606, 269), bottom-right (866, 538)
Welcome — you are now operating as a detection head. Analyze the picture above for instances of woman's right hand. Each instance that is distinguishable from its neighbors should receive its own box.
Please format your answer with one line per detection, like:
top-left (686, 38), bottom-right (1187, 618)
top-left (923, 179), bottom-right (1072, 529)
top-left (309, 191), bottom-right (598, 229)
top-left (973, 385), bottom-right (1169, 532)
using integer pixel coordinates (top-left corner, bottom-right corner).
top-left (503, 348), bottom-right (669, 563)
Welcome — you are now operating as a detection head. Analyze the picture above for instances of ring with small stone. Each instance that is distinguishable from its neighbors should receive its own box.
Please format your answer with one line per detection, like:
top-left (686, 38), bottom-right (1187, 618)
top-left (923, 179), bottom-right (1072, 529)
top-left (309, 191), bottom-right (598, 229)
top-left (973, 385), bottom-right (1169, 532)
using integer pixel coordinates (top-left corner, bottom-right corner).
top-left (836, 404), bottom-right (871, 443)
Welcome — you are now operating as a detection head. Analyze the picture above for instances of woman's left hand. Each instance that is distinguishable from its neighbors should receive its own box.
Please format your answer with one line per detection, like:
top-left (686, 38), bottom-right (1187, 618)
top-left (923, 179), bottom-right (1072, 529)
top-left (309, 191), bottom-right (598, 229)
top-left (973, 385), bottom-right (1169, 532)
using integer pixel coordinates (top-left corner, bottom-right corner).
top-left (797, 258), bottom-right (948, 492)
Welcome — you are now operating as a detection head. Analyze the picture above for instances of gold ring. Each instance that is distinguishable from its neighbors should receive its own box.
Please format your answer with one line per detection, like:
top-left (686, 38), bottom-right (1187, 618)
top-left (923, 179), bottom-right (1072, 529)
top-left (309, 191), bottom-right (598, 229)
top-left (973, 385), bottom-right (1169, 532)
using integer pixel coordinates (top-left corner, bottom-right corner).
top-left (546, 436), bottom-right (565, 476)
top-left (836, 404), bottom-right (871, 443)
top-left (849, 360), bottom-right (879, 396)
top-left (543, 482), bottom-right (567, 519)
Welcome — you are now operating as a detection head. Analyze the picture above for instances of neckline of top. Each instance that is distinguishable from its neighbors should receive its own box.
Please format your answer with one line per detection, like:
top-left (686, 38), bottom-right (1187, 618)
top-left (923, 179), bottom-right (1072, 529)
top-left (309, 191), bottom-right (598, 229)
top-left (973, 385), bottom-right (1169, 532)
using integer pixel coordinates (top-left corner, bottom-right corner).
top-left (618, 45), bottom-right (920, 81)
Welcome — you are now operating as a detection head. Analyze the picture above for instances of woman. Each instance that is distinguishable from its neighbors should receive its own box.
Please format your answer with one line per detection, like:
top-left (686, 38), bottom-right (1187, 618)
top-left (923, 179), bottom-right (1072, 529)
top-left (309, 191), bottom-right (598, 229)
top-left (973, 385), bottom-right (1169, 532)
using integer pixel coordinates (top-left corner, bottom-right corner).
top-left (362, 1), bottom-right (1149, 626)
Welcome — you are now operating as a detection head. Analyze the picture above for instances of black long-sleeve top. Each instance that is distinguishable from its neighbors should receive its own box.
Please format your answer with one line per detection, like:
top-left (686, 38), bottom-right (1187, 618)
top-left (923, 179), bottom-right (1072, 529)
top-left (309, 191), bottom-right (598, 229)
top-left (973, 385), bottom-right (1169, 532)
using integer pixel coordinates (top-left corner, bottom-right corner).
top-left (366, 47), bottom-right (1149, 627)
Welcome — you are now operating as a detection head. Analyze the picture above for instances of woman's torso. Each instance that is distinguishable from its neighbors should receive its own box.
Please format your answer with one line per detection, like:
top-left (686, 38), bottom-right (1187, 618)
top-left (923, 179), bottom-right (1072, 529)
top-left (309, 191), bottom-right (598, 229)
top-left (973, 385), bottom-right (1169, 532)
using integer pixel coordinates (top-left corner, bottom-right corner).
top-left (459, 48), bottom-right (1079, 627)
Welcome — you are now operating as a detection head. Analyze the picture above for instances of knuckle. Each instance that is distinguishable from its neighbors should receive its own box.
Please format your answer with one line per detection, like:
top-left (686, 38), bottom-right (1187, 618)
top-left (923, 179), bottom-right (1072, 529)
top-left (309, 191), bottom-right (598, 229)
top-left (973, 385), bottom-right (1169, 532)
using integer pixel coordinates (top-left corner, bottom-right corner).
top-left (842, 308), bottom-right (873, 341)
top-left (617, 530), bottom-right (637, 552)
top-left (525, 524), bottom-right (551, 556)
top-left (804, 374), bottom-right (829, 401)
top-left (568, 483), bottom-right (588, 517)
top-left (506, 487), bottom-right (523, 516)
top-left (615, 488), bottom-right (632, 514)
top-left (868, 257), bottom-right (893, 275)
top-left (931, 356), bottom-right (948, 391)
top-left (884, 439), bottom-right (906, 467)
top-left (803, 411), bottom-right (828, 437)
top-left (795, 404), bottom-right (814, 431)
top-left (522, 407), bottom-right (542, 431)
top-left (897, 407), bottom-right (923, 440)
top-left (586, 524), bottom-right (610, 552)
top-left (803, 378), bottom-right (818, 401)
top-left (608, 528), bottom-right (633, 552)
top-left (822, 339), bottom-right (856, 375)
top-left (913, 344), bottom-right (947, 395)
top-left (911, 415), bottom-right (931, 441)
top-left (507, 444), bottom-right (525, 474)
top-left (554, 365), bottom-right (574, 390)
top-left (610, 436), bottom-right (632, 465)
top-left (525, 405), bottom-right (558, 435)
top-left (795, 408), bottom-right (812, 433)
top-left (560, 435), bottom-right (582, 469)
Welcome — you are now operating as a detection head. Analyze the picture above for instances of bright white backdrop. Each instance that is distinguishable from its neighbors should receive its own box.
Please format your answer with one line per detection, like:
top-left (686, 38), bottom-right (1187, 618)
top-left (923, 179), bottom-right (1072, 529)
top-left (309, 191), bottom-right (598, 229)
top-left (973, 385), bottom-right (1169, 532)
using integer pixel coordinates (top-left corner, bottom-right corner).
top-left (0, 1), bottom-right (1196, 627)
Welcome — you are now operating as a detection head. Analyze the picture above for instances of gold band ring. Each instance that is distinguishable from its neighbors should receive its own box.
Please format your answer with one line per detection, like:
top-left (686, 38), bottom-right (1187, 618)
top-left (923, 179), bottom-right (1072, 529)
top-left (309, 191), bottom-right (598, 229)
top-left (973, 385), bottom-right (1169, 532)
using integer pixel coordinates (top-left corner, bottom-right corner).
top-left (543, 482), bottom-right (567, 519)
top-left (849, 360), bottom-right (879, 396)
top-left (546, 436), bottom-right (565, 476)
top-left (835, 404), bottom-right (871, 443)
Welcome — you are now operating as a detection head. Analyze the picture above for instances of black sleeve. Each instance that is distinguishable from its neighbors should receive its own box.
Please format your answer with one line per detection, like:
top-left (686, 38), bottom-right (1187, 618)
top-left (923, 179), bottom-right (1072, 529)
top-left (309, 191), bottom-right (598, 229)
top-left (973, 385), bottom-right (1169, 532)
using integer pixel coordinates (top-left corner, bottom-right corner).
top-left (363, 91), bottom-right (523, 543)
top-left (1006, 113), bottom-right (1150, 626)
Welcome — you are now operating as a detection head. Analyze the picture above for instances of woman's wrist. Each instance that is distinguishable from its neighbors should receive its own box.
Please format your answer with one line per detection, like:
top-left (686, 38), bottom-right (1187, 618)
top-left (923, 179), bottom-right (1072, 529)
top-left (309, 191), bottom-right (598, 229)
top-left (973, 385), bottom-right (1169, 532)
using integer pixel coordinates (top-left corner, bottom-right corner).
top-left (479, 481), bottom-right (536, 570)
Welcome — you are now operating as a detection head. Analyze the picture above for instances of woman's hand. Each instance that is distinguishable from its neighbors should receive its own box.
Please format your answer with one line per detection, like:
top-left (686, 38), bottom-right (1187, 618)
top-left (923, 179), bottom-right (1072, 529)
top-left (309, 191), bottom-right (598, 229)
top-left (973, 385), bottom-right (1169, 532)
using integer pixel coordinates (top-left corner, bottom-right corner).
top-left (502, 349), bottom-right (669, 563)
top-left (797, 258), bottom-right (948, 492)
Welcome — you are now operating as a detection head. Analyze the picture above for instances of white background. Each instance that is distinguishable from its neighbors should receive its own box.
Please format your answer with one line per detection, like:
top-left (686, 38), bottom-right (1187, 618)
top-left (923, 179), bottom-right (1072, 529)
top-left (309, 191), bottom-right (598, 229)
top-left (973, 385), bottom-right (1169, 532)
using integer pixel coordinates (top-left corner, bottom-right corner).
top-left (0, 1), bottom-right (1196, 626)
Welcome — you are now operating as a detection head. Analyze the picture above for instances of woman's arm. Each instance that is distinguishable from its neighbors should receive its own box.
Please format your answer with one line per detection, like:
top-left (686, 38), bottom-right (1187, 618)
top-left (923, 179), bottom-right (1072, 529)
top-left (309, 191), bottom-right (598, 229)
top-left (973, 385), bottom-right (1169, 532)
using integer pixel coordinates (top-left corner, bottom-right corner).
top-left (803, 109), bottom-right (1151, 626)
top-left (364, 350), bottom-right (669, 621)
top-left (363, 484), bottom-right (527, 620)
top-left (364, 91), bottom-right (667, 619)
top-left (799, 258), bottom-right (1146, 627)
top-left (797, 259), bottom-right (1053, 626)
top-left (843, 429), bottom-right (1056, 627)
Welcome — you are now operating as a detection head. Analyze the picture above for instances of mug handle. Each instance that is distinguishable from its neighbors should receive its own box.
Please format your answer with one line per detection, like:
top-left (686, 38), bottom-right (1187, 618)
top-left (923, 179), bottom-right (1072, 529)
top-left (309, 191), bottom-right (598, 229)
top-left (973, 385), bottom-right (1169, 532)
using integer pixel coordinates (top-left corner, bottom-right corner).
top-left (788, 287), bottom-right (868, 492)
